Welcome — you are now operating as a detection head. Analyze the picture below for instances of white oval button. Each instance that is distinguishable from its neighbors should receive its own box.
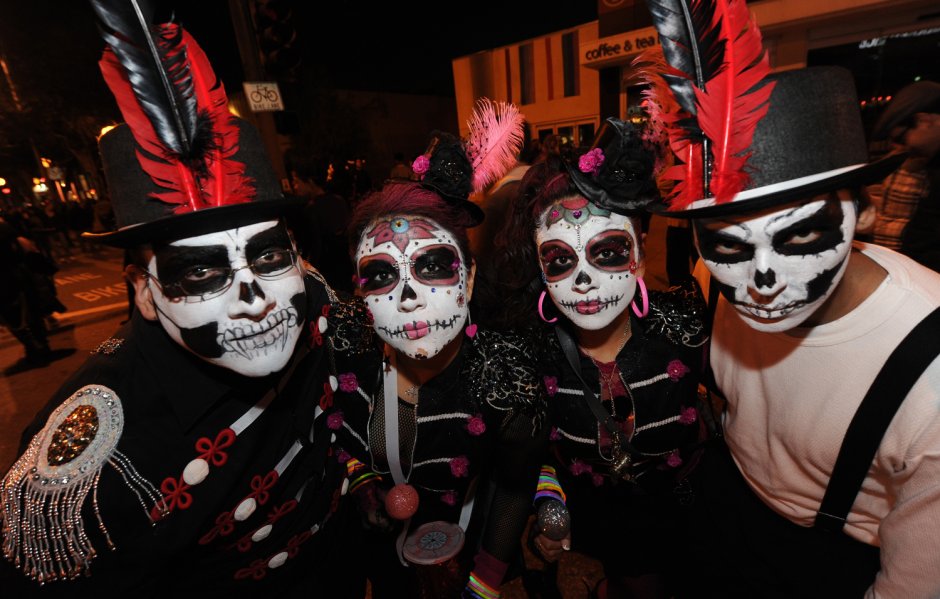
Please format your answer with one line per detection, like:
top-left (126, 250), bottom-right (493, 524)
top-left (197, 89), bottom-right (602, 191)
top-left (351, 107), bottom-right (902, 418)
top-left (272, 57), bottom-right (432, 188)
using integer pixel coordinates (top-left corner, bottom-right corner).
top-left (251, 524), bottom-right (273, 542)
top-left (182, 458), bottom-right (210, 485)
top-left (233, 497), bottom-right (257, 521)
top-left (268, 551), bottom-right (288, 569)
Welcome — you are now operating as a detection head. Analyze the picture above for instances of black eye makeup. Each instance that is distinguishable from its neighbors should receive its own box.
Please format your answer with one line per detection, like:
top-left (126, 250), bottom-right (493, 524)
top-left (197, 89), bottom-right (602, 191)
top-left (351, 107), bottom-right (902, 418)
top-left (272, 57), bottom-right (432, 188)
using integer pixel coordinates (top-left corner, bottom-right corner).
top-left (694, 222), bottom-right (755, 264)
top-left (586, 231), bottom-right (633, 270)
top-left (155, 245), bottom-right (231, 288)
top-left (770, 199), bottom-right (845, 256)
top-left (412, 245), bottom-right (461, 285)
top-left (245, 223), bottom-right (292, 261)
top-left (358, 254), bottom-right (399, 295)
top-left (539, 240), bottom-right (578, 281)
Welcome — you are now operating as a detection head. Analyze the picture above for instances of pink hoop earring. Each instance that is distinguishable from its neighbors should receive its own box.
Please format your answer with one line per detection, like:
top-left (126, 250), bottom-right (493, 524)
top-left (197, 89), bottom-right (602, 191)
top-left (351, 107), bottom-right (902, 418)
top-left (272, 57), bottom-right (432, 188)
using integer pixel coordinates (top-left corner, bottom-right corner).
top-left (538, 290), bottom-right (558, 323)
top-left (631, 277), bottom-right (649, 318)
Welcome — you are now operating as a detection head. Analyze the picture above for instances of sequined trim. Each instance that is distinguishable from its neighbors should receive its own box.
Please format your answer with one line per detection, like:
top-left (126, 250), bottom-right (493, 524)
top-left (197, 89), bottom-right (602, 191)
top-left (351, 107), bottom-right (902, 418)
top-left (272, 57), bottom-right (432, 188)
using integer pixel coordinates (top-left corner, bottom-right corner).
top-left (91, 337), bottom-right (125, 355)
top-left (0, 385), bottom-right (161, 583)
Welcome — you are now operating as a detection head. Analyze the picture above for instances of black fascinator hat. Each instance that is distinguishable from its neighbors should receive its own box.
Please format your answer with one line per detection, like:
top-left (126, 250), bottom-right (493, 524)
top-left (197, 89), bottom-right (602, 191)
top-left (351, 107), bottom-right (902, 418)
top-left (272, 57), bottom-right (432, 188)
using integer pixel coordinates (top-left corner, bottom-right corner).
top-left (414, 132), bottom-right (483, 225)
top-left (410, 98), bottom-right (526, 227)
top-left (566, 117), bottom-right (661, 215)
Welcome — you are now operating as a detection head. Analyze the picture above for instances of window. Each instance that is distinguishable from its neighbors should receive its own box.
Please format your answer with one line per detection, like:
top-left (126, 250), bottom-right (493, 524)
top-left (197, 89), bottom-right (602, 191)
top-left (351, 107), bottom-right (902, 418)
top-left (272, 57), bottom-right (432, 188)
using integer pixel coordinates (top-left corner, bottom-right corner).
top-left (562, 31), bottom-right (580, 97)
top-left (578, 123), bottom-right (595, 146)
top-left (557, 126), bottom-right (574, 148)
top-left (519, 43), bottom-right (535, 105)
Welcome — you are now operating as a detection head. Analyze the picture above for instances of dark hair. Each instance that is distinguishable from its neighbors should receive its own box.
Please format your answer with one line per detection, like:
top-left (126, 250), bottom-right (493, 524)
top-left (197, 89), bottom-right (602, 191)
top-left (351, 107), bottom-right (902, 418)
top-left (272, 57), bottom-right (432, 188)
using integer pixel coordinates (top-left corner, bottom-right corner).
top-left (347, 180), bottom-right (474, 263)
top-left (482, 155), bottom-right (646, 331)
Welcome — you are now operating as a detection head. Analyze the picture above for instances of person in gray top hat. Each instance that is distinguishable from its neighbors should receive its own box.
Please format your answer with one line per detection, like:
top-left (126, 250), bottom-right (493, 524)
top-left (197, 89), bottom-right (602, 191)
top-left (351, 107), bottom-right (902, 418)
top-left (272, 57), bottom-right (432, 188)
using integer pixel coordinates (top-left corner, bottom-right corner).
top-left (644, 0), bottom-right (940, 596)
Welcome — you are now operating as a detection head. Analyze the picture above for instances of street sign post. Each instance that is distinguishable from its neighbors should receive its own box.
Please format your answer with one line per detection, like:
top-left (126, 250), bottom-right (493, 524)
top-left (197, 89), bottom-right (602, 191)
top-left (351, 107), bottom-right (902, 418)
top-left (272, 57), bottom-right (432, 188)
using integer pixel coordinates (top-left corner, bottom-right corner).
top-left (243, 81), bottom-right (284, 112)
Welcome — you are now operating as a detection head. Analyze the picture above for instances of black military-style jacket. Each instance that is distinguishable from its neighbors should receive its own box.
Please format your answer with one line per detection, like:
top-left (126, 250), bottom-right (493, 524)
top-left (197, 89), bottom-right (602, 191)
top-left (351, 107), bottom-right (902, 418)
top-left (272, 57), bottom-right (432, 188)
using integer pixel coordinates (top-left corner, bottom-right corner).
top-left (0, 276), bottom-right (346, 597)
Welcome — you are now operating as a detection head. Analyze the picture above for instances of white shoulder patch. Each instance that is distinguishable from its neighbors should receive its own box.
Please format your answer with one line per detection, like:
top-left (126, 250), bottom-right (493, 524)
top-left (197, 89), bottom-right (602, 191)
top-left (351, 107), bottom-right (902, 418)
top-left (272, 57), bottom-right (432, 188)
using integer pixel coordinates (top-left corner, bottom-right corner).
top-left (0, 385), bottom-right (160, 583)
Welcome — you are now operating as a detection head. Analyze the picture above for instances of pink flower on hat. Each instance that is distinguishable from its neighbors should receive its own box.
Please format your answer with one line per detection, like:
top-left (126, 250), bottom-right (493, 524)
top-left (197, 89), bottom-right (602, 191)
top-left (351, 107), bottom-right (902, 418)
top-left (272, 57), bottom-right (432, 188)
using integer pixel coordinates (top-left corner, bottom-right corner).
top-left (549, 427), bottom-right (561, 441)
top-left (678, 406), bottom-right (698, 425)
top-left (441, 490), bottom-right (458, 506)
top-left (569, 459), bottom-right (592, 476)
top-left (591, 473), bottom-right (604, 487)
top-left (578, 148), bottom-right (605, 175)
top-left (336, 449), bottom-right (351, 464)
top-left (412, 155), bottom-right (430, 176)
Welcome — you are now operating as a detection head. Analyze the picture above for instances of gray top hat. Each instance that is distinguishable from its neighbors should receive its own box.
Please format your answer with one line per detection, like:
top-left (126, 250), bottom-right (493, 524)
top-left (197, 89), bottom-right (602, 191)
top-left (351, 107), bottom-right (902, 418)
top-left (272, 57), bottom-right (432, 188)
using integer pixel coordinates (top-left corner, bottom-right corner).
top-left (656, 66), bottom-right (904, 218)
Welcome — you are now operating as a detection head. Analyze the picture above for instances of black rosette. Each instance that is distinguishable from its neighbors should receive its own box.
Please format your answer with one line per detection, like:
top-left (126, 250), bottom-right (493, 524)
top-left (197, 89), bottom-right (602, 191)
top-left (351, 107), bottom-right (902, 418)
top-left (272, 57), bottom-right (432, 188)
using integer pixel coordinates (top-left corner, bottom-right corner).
top-left (567, 118), bottom-right (661, 216)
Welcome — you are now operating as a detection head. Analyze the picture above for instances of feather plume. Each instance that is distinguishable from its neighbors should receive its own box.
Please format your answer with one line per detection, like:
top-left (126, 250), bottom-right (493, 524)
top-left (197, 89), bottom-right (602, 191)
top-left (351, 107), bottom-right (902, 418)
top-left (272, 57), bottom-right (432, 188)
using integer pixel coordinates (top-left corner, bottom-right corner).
top-left (644, 0), bottom-right (775, 205)
top-left (464, 98), bottom-right (526, 193)
top-left (91, 0), bottom-right (253, 212)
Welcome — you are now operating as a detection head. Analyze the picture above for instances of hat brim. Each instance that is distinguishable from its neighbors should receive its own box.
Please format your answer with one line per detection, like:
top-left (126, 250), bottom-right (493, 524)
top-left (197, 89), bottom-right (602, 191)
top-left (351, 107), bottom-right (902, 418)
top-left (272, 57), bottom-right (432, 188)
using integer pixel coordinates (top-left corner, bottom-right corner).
top-left (83, 196), bottom-right (305, 247)
top-left (648, 152), bottom-right (906, 219)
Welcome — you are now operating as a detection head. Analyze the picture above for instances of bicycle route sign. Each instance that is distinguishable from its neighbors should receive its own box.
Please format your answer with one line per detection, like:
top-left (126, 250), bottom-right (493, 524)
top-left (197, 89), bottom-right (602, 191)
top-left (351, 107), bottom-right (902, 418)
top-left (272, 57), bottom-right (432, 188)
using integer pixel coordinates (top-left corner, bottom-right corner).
top-left (243, 81), bottom-right (285, 112)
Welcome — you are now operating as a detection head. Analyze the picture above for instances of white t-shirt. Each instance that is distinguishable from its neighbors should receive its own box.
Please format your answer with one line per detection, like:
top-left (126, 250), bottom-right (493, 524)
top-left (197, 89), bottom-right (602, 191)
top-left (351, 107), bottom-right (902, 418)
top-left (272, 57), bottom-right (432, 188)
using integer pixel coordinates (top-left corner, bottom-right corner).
top-left (702, 243), bottom-right (940, 599)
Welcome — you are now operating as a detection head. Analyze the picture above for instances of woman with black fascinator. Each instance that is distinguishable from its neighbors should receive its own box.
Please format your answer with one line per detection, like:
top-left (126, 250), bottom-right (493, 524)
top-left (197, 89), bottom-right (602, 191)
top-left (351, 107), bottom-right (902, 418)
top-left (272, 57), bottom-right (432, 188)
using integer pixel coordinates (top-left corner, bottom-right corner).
top-left (320, 100), bottom-right (547, 598)
top-left (487, 118), bottom-right (710, 599)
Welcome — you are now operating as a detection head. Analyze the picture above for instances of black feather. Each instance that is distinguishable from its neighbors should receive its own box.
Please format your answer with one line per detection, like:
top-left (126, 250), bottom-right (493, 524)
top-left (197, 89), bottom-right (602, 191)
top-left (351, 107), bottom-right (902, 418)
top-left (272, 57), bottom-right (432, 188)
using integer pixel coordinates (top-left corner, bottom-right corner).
top-left (89, 0), bottom-right (198, 158)
top-left (645, 0), bottom-right (724, 116)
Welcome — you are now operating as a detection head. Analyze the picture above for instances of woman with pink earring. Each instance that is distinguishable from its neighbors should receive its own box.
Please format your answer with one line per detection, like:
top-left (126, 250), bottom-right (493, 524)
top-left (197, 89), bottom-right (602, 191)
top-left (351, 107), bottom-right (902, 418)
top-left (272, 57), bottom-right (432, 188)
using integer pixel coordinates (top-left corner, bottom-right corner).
top-left (489, 118), bottom-right (709, 599)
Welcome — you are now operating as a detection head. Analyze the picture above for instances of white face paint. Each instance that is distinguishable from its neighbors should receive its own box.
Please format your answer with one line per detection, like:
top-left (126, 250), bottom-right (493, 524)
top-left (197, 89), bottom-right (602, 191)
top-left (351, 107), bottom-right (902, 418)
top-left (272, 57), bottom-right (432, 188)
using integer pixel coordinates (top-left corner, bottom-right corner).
top-left (147, 220), bottom-right (305, 376)
top-left (693, 193), bottom-right (856, 332)
top-left (535, 197), bottom-right (640, 331)
top-left (355, 215), bottom-right (470, 360)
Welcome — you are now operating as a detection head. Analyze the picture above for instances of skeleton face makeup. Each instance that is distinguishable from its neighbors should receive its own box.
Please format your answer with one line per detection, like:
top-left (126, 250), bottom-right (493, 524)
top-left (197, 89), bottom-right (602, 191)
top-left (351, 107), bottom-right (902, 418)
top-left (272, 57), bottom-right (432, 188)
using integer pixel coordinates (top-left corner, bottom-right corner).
top-left (355, 215), bottom-right (470, 360)
top-left (535, 197), bottom-right (641, 331)
top-left (693, 193), bottom-right (856, 332)
top-left (146, 220), bottom-right (305, 376)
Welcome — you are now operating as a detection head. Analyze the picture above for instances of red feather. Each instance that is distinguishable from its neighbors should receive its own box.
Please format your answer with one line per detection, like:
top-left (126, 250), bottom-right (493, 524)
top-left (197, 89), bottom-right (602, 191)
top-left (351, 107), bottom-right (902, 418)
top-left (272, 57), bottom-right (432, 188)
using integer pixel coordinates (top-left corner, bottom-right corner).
top-left (692, 0), bottom-right (775, 203)
top-left (99, 24), bottom-right (253, 213)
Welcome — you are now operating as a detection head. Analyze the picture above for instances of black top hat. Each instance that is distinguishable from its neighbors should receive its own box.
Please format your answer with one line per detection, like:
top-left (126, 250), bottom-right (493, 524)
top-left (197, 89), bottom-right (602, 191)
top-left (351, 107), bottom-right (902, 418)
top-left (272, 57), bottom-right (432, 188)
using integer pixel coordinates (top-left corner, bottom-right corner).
top-left (84, 3), bottom-right (300, 247)
top-left (567, 117), bottom-right (661, 216)
top-left (655, 67), bottom-right (904, 218)
top-left (88, 119), bottom-right (298, 247)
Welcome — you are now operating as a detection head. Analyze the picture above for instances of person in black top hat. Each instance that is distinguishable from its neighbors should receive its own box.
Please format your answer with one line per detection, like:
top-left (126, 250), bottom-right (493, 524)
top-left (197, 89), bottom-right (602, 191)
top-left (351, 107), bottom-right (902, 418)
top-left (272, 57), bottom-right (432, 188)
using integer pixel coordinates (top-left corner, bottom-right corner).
top-left (644, 1), bottom-right (940, 596)
top-left (0, 2), bottom-right (349, 596)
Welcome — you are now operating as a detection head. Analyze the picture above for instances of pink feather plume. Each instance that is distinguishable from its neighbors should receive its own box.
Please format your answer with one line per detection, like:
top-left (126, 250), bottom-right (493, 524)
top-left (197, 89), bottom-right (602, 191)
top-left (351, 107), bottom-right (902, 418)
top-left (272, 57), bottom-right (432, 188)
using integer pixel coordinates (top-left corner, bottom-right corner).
top-left (464, 98), bottom-right (526, 193)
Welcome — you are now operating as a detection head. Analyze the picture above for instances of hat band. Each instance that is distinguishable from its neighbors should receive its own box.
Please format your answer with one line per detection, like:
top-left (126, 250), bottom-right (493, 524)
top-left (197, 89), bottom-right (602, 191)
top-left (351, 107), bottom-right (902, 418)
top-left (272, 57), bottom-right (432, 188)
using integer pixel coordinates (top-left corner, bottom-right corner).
top-left (684, 163), bottom-right (867, 211)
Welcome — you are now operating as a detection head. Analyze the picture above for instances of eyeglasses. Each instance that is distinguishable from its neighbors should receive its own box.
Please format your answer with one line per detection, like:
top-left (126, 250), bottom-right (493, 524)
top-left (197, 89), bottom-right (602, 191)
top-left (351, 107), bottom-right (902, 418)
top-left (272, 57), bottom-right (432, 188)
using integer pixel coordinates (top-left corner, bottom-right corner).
top-left (141, 249), bottom-right (298, 300)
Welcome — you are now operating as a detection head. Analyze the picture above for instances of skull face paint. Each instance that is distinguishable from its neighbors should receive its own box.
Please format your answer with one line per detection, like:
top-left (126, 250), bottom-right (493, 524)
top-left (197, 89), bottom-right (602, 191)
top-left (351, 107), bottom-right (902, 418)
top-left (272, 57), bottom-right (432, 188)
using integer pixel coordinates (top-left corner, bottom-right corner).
top-left (147, 220), bottom-right (305, 376)
top-left (535, 197), bottom-right (640, 330)
top-left (693, 193), bottom-right (856, 332)
top-left (355, 216), bottom-right (470, 360)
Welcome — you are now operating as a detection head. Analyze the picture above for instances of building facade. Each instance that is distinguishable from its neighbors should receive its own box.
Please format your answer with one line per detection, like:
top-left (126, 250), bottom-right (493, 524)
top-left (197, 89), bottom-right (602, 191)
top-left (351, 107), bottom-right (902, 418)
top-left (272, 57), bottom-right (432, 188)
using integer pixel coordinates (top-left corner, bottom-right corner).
top-left (452, 0), bottom-right (940, 146)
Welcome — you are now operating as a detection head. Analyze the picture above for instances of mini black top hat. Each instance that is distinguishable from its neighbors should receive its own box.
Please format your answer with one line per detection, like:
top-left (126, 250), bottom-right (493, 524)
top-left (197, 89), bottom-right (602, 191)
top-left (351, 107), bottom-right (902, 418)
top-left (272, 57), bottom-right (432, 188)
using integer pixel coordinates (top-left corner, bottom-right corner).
top-left (85, 0), bottom-right (300, 247)
top-left (411, 98), bottom-right (526, 227)
top-left (566, 117), bottom-right (661, 215)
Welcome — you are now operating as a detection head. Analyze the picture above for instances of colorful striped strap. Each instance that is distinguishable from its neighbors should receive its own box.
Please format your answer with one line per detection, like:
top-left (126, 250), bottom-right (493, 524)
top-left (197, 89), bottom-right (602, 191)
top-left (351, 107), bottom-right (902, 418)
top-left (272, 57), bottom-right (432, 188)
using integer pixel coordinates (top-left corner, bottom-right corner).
top-left (534, 464), bottom-right (566, 504)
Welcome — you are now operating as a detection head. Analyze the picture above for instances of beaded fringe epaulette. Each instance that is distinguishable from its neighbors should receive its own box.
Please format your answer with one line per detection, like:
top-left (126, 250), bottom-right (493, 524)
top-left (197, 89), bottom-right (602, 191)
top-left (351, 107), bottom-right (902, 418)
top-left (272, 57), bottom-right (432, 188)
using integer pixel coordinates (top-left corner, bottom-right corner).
top-left (1, 385), bottom-right (161, 583)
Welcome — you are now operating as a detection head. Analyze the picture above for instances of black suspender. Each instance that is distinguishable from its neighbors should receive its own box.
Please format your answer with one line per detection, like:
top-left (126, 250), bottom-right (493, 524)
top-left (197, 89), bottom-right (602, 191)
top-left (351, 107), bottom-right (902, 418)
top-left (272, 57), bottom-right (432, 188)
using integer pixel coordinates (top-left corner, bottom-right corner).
top-left (815, 306), bottom-right (940, 532)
